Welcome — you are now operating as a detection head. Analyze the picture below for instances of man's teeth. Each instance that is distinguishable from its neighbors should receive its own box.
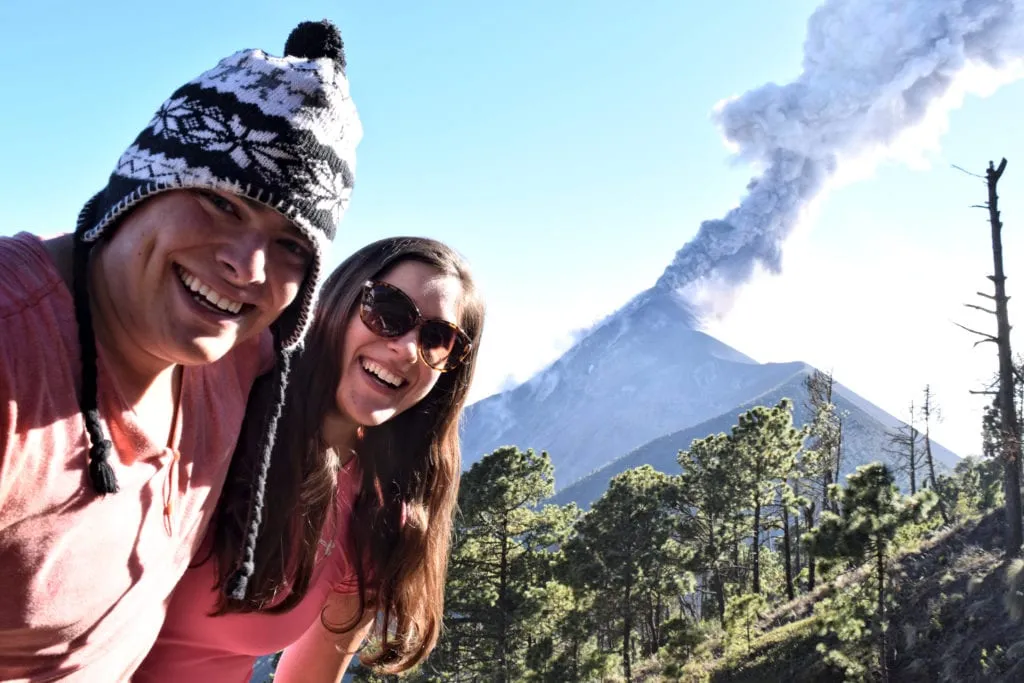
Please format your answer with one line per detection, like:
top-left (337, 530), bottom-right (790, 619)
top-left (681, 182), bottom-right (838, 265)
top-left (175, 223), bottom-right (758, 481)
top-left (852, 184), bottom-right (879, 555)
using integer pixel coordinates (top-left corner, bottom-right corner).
top-left (363, 359), bottom-right (403, 387)
top-left (178, 269), bottom-right (243, 314)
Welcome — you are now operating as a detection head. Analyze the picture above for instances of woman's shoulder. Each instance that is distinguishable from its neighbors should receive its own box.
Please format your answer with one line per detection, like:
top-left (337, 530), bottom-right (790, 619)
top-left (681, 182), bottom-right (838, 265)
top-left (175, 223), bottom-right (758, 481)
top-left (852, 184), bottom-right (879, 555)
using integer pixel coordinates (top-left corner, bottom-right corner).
top-left (323, 457), bottom-right (366, 591)
top-left (333, 456), bottom-right (362, 523)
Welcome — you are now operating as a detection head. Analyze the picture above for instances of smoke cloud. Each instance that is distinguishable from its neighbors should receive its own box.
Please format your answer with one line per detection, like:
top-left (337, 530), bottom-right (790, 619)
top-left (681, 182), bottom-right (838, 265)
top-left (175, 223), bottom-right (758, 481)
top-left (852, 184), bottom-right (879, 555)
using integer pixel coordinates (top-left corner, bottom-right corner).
top-left (658, 0), bottom-right (1024, 314)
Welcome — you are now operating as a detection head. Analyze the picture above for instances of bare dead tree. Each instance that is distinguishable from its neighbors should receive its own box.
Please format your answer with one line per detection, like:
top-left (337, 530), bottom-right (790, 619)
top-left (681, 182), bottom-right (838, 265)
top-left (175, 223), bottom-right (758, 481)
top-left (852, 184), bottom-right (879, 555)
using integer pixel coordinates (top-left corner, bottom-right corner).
top-left (956, 158), bottom-right (1022, 555)
top-left (885, 401), bottom-right (923, 494)
top-left (920, 385), bottom-right (950, 524)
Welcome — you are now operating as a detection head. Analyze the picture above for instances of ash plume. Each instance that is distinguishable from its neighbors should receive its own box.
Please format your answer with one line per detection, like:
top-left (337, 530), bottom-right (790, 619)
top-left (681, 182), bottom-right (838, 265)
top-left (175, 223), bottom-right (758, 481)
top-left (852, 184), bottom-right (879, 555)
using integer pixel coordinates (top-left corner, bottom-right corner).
top-left (658, 0), bottom-right (1024, 314)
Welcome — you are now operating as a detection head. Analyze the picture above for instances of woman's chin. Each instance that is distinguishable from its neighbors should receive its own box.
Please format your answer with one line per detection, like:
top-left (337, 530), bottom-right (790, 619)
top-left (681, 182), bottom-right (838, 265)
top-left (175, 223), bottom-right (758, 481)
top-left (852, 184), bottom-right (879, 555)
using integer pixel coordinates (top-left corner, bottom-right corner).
top-left (359, 408), bottom-right (399, 429)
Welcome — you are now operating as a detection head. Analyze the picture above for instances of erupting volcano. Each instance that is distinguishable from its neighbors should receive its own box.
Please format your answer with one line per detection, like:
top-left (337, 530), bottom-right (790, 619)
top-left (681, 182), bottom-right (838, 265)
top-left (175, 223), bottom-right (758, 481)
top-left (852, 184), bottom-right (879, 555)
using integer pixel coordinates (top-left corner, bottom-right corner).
top-left (461, 0), bottom-right (1024, 502)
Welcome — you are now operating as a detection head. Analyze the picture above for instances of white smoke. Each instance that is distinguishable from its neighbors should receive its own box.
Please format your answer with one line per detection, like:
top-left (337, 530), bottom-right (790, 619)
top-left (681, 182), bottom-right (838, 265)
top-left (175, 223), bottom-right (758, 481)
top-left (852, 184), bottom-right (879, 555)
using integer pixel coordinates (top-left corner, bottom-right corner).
top-left (659, 0), bottom-right (1024, 316)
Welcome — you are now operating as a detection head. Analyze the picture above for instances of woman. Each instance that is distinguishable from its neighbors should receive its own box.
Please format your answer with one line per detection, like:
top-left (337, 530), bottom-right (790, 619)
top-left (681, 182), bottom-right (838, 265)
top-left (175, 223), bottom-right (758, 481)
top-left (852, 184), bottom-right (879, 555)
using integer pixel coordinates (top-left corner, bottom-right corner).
top-left (134, 236), bottom-right (485, 682)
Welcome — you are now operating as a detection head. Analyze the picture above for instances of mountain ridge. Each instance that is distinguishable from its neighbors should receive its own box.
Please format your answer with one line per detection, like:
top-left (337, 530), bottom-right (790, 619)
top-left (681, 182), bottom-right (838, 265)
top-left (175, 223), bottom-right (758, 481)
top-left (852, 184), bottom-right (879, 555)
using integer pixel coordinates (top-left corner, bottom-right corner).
top-left (549, 367), bottom-right (960, 510)
top-left (460, 284), bottom-right (961, 503)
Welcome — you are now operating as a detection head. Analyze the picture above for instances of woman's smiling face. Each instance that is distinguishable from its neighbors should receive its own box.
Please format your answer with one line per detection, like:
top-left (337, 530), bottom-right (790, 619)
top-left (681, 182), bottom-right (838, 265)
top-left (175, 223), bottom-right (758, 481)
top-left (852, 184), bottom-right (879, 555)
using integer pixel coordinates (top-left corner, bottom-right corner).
top-left (327, 260), bottom-right (464, 434)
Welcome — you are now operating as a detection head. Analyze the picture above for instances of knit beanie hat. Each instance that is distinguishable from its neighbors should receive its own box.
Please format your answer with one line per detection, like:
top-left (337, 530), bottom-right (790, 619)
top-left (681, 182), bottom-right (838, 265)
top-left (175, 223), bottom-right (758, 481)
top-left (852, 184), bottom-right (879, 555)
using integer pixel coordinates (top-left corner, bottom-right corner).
top-left (69, 19), bottom-right (362, 598)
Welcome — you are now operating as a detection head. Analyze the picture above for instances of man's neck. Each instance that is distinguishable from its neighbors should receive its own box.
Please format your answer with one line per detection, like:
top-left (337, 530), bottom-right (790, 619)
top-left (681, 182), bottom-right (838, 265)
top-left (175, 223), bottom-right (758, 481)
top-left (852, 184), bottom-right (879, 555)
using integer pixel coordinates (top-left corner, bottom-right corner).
top-left (43, 234), bottom-right (177, 405)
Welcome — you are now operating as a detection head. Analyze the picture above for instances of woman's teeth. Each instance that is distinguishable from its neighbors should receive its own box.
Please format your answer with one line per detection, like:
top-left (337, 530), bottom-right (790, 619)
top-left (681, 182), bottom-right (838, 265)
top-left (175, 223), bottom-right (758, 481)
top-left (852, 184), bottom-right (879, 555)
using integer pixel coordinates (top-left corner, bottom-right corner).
top-left (362, 359), bottom-right (403, 388)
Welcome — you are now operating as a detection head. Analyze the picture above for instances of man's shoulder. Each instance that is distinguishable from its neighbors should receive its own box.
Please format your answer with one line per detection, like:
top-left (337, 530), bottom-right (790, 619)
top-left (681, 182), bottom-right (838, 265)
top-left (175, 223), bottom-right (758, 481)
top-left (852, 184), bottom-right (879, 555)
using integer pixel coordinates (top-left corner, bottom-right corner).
top-left (0, 232), bottom-right (68, 321)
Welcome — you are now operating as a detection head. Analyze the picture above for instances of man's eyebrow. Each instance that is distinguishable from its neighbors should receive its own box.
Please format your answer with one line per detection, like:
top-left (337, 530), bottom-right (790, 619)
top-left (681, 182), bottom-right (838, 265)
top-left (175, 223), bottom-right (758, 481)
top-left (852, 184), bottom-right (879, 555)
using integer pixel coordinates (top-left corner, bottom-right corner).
top-left (239, 196), bottom-right (273, 213)
top-left (239, 196), bottom-right (309, 242)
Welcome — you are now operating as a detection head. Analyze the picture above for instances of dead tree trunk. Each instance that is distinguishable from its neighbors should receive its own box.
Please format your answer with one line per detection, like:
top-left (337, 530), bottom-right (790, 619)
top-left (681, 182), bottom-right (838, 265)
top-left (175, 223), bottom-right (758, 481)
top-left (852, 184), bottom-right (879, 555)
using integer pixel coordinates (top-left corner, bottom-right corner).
top-left (921, 385), bottom-right (949, 524)
top-left (959, 158), bottom-right (1022, 555)
top-left (793, 479), bottom-right (802, 584)
top-left (803, 503), bottom-right (817, 592)
top-left (1015, 356), bottom-right (1024, 481)
top-left (885, 401), bottom-right (921, 495)
top-left (782, 503), bottom-right (795, 601)
top-left (988, 160), bottom-right (1024, 555)
top-left (833, 414), bottom-right (844, 514)
top-left (908, 408), bottom-right (918, 495)
top-left (752, 499), bottom-right (762, 594)
top-left (622, 579), bottom-right (633, 683)
top-left (876, 542), bottom-right (889, 683)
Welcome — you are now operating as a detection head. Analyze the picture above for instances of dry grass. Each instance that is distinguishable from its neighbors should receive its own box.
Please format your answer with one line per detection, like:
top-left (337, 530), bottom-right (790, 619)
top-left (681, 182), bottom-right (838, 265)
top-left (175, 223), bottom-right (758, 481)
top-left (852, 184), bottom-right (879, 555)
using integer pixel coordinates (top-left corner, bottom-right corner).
top-left (663, 511), bottom-right (1024, 683)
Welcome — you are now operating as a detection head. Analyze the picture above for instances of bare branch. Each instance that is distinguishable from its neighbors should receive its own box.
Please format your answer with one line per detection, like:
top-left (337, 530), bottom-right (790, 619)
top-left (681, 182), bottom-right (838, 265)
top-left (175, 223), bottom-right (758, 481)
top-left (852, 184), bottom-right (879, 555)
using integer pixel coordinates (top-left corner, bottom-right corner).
top-left (954, 321), bottom-right (997, 341)
top-left (971, 204), bottom-right (990, 209)
top-left (970, 389), bottom-right (1000, 396)
top-left (976, 338), bottom-right (999, 348)
top-left (991, 157), bottom-right (1008, 181)
top-left (978, 291), bottom-right (997, 300)
top-left (953, 164), bottom-right (986, 179)
top-left (965, 303), bottom-right (997, 315)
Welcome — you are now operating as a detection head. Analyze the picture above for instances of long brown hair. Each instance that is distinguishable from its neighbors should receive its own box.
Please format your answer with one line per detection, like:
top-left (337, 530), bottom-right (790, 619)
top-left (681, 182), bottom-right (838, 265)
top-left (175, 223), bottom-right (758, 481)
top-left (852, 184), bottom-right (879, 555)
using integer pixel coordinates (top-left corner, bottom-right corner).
top-left (206, 236), bottom-right (485, 673)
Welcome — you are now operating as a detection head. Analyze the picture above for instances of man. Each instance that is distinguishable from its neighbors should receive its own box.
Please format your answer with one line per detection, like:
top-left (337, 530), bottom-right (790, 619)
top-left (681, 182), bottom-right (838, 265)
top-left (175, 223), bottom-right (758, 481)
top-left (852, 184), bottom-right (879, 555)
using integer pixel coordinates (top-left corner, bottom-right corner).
top-left (0, 19), bottom-right (362, 681)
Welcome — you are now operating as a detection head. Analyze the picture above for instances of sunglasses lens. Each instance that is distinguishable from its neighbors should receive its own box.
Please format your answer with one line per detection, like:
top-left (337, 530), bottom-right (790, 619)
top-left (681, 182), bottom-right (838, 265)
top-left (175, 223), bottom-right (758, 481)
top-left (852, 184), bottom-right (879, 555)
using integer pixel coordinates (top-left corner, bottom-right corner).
top-left (361, 281), bottom-right (470, 371)
top-left (361, 284), bottom-right (417, 337)
top-left (419, 322), bottom-right (462, 369)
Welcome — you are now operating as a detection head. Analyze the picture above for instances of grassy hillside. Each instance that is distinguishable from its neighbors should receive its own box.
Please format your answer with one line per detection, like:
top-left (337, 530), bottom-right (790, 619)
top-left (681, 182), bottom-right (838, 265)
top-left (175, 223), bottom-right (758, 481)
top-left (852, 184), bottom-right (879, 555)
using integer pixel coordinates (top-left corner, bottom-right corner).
top-left (668, 510), bottom-right (1024, 683)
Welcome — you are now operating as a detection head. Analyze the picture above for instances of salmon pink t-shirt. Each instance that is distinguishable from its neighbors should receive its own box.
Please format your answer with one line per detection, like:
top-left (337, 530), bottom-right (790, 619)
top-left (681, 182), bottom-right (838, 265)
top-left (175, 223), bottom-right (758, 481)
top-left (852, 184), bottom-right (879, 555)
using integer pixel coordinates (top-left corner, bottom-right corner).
top-left (132, 458), bottom-right (364, 683)
top-left (0, 232), bottom-right (273, 682)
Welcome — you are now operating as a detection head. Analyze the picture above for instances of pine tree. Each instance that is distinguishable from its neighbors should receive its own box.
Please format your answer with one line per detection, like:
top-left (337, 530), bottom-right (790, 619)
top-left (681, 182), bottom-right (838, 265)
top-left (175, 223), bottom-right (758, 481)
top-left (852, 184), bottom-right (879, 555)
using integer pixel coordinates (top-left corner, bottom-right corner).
top-left (806, 463), bottom-right (937, 682)
top-left (675, 434), bottom-right (746, 623)
top-left (441, 446), bottom-right (577, 682)
top-left (563, 466), bottom-right (684, 682)
top-left (801, 369), bottom-right (844, 591)
top-left (730, 399), bottom-right (804, 596)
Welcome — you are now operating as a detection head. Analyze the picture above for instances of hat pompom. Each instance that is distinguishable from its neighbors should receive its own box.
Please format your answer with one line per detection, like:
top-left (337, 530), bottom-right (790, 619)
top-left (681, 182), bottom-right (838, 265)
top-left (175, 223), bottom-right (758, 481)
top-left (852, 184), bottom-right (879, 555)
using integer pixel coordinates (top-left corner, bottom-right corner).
top-left (284, 19), bottom-right (345, 67)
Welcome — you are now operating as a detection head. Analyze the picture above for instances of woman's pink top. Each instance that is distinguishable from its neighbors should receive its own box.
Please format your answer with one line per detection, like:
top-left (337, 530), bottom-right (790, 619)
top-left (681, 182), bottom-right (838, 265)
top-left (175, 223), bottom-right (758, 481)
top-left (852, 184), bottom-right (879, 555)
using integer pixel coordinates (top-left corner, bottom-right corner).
top-left (133, 458), bottom-right (363, 683)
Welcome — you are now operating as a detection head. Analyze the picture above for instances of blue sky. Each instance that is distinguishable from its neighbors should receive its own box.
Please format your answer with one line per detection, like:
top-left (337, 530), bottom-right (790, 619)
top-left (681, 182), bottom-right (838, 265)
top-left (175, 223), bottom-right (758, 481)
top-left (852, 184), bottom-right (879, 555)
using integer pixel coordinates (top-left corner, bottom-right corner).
top-left (4, 0), bottom-right (1024, 458)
